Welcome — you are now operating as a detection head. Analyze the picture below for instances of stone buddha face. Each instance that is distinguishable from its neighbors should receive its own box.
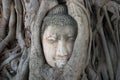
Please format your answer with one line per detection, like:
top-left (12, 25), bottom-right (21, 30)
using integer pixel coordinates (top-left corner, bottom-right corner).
top-left (42, 24), bottom-right (77, 68)
top-left (41, 5), bottom-right (77, 68)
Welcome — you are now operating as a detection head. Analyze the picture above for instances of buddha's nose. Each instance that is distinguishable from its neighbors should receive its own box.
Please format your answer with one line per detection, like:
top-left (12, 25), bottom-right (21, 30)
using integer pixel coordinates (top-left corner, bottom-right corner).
top-left (56, 40), bottom-right (68, 60)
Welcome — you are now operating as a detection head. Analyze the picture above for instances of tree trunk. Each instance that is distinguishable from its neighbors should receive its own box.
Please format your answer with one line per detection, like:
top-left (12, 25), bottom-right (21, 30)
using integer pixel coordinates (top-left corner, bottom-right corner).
top-left (0, 0), bottom-right (119, 80)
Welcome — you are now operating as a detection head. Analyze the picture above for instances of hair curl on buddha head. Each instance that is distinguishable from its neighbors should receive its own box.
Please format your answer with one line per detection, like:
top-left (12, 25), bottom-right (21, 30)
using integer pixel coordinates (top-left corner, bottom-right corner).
top-left (42, 5), bottom-right (78, 33)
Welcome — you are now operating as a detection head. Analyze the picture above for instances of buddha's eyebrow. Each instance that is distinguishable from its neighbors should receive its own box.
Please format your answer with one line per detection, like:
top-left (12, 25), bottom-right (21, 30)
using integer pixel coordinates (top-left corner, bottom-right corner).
top-left (46, 34), bottom-right (57, 38)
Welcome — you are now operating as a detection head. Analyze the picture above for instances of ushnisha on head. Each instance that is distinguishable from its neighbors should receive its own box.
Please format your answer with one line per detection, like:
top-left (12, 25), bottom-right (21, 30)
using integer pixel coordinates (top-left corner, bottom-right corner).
top-left (41, 5), bottom-right (78, 68)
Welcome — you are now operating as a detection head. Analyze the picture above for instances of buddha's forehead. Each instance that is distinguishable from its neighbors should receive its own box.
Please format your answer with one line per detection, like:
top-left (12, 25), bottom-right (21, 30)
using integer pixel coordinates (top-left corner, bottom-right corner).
top-left (44, 25), bottom-right (76, 36)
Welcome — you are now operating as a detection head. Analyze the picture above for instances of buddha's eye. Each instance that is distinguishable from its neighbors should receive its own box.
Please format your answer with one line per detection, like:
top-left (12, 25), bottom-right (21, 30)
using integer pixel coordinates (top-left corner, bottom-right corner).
top-left (67, 36), bottom-right (75, 42)
top-left (47, 36), bottom-right (57, 43)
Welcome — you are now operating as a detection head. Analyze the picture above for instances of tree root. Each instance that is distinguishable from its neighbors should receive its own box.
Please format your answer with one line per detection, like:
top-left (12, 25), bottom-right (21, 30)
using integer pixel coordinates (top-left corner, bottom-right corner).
top-left (1, 47), bottom-right (29, 80)
top-left (98, 13), bottom-right (114, 80)
top-left (13, 47), bottom-right (29, 80)
top-left (15, 0), bottom-right (26, 49)
top-left (0, 0), bottom-right (12, 41)
top-left (0, 4), bottom-right (16, 53)
top-left (0, 50), bottom-right (21, 71)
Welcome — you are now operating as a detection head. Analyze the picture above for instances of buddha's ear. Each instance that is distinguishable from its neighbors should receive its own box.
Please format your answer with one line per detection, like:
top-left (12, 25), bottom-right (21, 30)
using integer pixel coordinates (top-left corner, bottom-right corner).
top-left (63, 1), bottom-right (92, 80)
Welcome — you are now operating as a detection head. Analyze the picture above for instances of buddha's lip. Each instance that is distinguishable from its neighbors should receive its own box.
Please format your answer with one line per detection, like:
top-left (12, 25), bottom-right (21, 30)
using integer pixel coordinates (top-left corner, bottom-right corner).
top-left (56, 59), bottom-right (68, 61)
top-left (55, 58), bottom-right (69, 61)
top-left (54, 56), bottom-right (70, 60)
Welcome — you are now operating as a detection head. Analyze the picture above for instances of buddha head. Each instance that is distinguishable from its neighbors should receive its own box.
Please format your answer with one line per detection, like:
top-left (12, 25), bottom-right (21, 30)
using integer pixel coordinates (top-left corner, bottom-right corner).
top-left (41, 5), bottom-right (78, 68)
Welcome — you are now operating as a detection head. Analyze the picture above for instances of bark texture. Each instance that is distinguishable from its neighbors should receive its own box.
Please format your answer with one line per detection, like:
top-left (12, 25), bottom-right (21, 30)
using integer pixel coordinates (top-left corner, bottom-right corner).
top-left (0, 0), bottom-right (119, 80)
